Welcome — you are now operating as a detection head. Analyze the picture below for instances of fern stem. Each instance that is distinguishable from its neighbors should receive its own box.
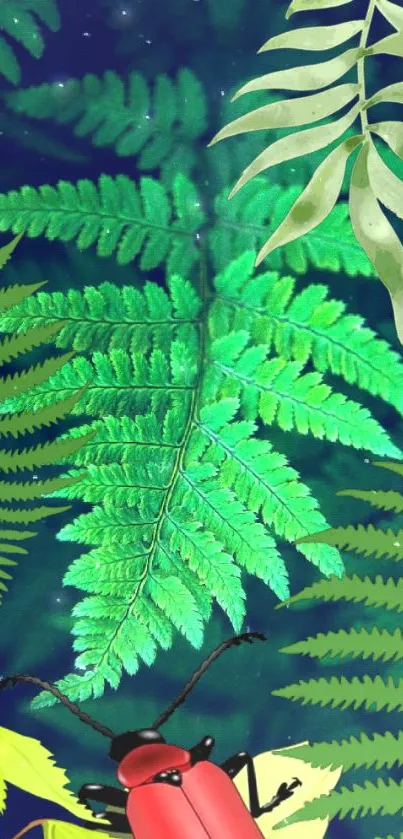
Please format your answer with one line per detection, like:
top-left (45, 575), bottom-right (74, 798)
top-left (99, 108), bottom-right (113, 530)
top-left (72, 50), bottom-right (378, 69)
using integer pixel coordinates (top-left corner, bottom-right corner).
top-left (358, 0), bottom-right (377, 137)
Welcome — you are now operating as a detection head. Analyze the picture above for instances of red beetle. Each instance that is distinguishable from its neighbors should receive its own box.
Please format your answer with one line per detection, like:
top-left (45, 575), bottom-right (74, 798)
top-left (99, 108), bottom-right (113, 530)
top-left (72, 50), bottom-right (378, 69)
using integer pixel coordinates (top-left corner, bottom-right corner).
top-left (0, 632), bottom-right (302, 839)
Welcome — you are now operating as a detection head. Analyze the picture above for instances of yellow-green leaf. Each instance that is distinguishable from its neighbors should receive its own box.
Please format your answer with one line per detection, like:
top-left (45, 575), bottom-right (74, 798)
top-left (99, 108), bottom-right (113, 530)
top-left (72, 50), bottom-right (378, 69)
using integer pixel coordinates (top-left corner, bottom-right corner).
top-left (0, 726), bottom-right (105, 823)
top-left (365, 81), bottom-right (403, 109)
top-left (0, 234), bottom-right (23, 270)
top-left (255, 134), bottom-right (364, 265)
top-left (258, 20), bottom-right (363, 52)
top-left (349, 142), bottom-right (403, 344)
top-left (43, 820), bottom-right (114, 839)
top-left (0, 776), bottom-right (6, 814)
top-left (370, 121), bottom-right (403, 159)
top-left (228, 48), bottom-right (362, 98)
top-left (228, 101), bottom-right (361, 197)
top-left (377, 0), bottom-right (403, 31)
top-left (367, 141), bottom-right (403, 220)
top-left (209, 84), bottom-right (358, 145)
top-left (369, 30), bottom-right (403, 58)
top-left (286, 0), bottom-right (354, 20)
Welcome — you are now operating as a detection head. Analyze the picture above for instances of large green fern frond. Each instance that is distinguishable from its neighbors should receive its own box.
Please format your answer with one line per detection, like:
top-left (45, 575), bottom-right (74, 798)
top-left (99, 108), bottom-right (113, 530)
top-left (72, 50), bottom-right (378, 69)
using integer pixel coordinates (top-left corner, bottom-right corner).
top-left (0, 235), bottom-right (92, 605)
top-left (0, 0), bottom-right (60, 85)
top-left (0, 251), bottom-right (402, 704)
top-left (270, 460), bottom-right (403, 835)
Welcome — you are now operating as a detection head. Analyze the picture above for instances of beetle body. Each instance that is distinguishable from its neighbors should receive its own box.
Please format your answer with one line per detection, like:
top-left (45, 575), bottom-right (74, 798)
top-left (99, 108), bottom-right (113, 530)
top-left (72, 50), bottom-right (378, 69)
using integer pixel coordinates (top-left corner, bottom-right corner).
top-left (118, 742), bottom-right (265, 839)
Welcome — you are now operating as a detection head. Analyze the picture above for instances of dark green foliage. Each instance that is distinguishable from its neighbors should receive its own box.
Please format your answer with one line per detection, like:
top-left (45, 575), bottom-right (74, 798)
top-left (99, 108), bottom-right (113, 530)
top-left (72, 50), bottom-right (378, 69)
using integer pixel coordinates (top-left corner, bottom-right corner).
top-left (0, 0), bottom-right (60, 85)
top-left (4, 69), bottom-right (208, 182)
top-left (270, 460), bottom-right (403, 833)
top-left (0, 234), bottom-right (93, 605)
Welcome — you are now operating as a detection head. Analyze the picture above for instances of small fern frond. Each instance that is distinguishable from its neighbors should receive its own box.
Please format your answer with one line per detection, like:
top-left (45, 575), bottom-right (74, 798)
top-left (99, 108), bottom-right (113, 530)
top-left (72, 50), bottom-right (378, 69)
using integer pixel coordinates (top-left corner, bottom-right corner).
top-left (0, 235), bottom-right (92, 605)
top-left (295, 524), bottom-right (403, 561)
top-left (273, 778), bottom-right (403, 828)
top-left (0, 173), bottom-right (205, 276)
top-left (277, 575), bottom-right (403, 612)
top-left (337, 487), bottom-right (403, 515)
top-left (272, 675), bottom-right (403, 712)
top-left (4, 69), bottom-right (207, 182)
top-left (274, 731), bottom-right (403, 772)
top-left (280, 626), bottom-right (403, 663)
top-left (0, 0), bottom-right (60, 85)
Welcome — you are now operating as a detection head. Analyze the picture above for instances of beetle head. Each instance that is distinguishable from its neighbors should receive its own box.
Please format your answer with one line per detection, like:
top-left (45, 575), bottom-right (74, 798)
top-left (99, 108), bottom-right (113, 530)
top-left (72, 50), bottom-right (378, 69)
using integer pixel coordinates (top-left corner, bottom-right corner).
top-left (109, 728), bottom-right (166, 761)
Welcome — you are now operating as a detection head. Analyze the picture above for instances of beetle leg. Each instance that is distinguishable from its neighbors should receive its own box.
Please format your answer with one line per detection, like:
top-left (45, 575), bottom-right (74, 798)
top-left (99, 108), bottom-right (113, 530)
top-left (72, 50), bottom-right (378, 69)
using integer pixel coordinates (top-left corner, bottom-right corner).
top-left (189, 735), bottom-right (215, 764)
top-left (78, 784), bottom-right (131, 834)
top-left (79, 783), bottom-right (128, 808)
top-left (220, 751), bottom-right (302, 817)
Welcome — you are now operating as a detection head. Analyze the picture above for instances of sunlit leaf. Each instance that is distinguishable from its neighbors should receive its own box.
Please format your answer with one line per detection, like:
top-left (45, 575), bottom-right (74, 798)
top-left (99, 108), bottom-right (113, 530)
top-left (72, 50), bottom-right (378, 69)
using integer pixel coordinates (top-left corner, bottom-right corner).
top-left (367, 141), bottom-right (403, 220)
top-left (234, 742), bottom-right (342, 838)
top-left (227, 48), bottom-right (363, 99)
top-left (258, 20), bottom-right (363, 53)
top-left (43, 821), bottom-right (115, 839)
top-left (255, 134), bottom-right (363, 265)
top-left (286, 0), bottom-right (354, 20)
top-left (0, 776), bottom-right (6, 814)
top-left (0, 726), bottom-right (104, 823)
top-left (370, 121), bottom-right (403, 160)
top-left (349, 142), bottom-right (403, 344)
top-left (209, 85), bottom-right (358, 144)
top-left (228, 102), bottom-right (361, 197)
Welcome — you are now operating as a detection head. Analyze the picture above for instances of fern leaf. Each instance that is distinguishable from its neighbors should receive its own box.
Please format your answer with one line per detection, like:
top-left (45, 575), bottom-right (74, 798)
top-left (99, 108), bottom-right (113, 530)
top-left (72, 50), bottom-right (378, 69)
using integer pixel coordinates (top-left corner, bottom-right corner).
top-left (0, 321), bottom-right (65, 366)
top-left (0, 173), bottom-right (205, 275)
top-left (276, 574), bottom-right (403, 612)
top-left (273, 778), bottom-right (403, 827)
top-left (0, 388), bottom-right (89, 440)
top-left (274, 730), bottom-right (403, 771)
top-left (295, 523), bottom-right (403, 561)
top-left (280, 626), bottom-right (403, 662)
top-left (0, 0), bottom-right (60, 85)
top-left (4, 69), bottom-right (207, 179)
top-left (272, 675), bottom-right (403, 712)
top-left (337, 487), bottom-right (403, 514)
top-left (0, 232), bottom-right (23, 268)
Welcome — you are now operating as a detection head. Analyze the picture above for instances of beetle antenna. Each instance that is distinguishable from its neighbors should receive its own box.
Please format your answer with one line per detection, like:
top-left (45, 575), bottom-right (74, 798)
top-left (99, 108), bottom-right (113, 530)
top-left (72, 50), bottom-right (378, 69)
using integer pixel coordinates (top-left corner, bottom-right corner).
top-left (152, 631), bottom-right (266, 730)
top-left (0, 674), bottom-right (115, 739)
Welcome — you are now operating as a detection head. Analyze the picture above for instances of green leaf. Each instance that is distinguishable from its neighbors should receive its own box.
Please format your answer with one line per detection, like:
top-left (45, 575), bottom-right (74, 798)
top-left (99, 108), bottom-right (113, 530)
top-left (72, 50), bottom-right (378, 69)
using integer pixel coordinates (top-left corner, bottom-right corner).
top-left (258, 20), bottom-right (364, 52)
top-left (255, 135), bottom-right (363, 265)
top-left (228, 102), bottom-right (361, 197)
top-left (367, 141), bottom-right (403, 220)
top-left (370, 121), bottom-right (403, 159)
top-left (212, 84), bottom-right (359, 142)
top-left (286, 0), bottom-right (354, 15)
top-left (0, 0), bottom-right (60, 85)
top-left (349, 142), bottom-right (403, 343)
top-left (0, 726), bottom-right (101, 822)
